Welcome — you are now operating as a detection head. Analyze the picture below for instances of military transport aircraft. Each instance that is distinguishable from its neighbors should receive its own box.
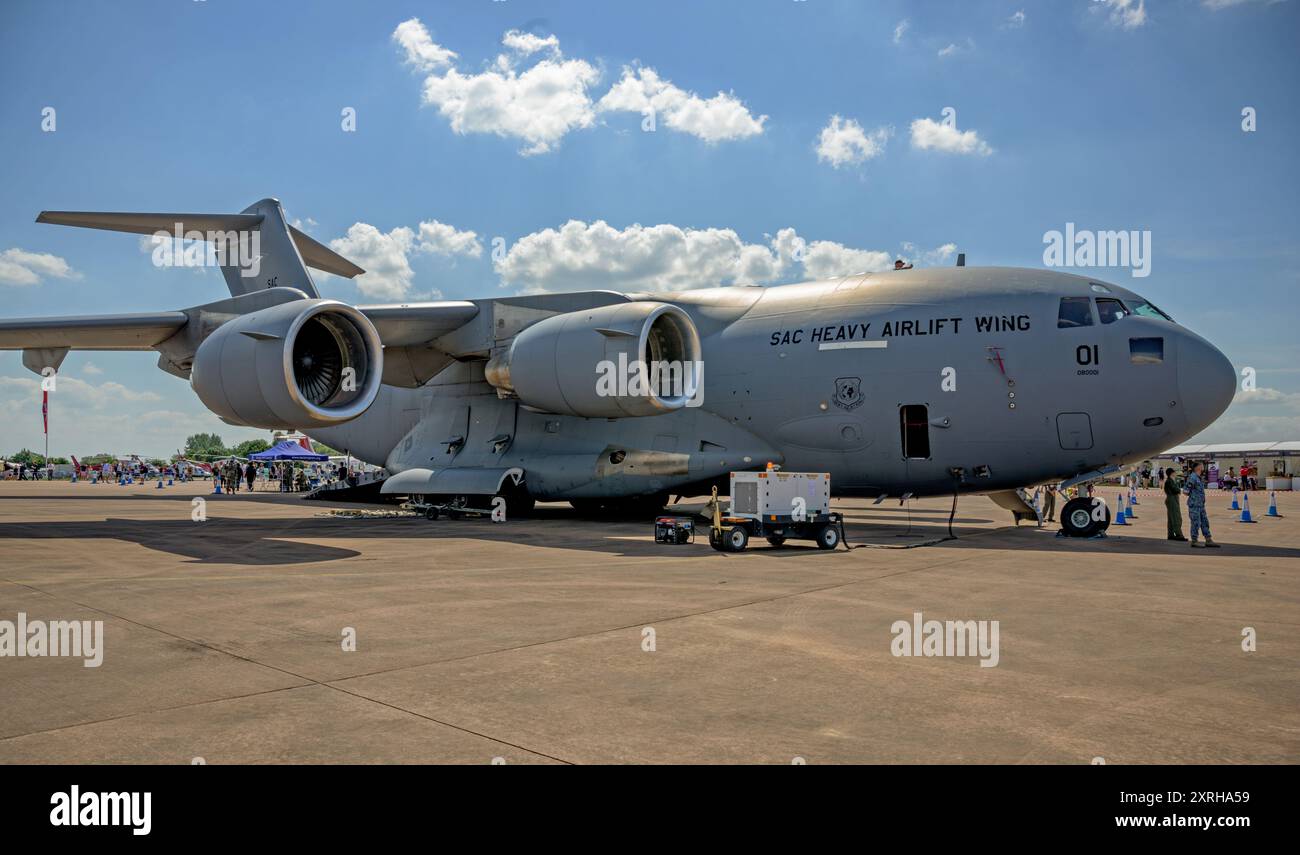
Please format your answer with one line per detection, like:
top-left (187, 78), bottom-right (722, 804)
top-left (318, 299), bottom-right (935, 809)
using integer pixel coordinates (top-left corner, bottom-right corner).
top-left (0, 198), bottom-right (1235, 537)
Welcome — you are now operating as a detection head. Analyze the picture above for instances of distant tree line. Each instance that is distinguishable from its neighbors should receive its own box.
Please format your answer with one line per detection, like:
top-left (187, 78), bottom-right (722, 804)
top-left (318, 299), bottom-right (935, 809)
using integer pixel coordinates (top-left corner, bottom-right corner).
top-left (5, 433), bottom-right (342, 468)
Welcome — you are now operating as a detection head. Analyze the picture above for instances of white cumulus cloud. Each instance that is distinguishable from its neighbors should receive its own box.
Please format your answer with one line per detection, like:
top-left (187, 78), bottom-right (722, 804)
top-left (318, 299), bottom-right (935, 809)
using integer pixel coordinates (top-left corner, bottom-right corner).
top-left (330, 223), bottom-right (417, 300)
top-left (394, 18), bottom-right (600, 156)
top-left (393, 17), bottom-right (458, 71)
top-left (416, 220), bottom-right (482, 257)
top-left (0, 249), bottom-right (79, 286)
top-left (815, 116), bottom-right (891, 169)
top-left (597, 66), bottom-right (767, 143)
top-left (801, 242), bottom-right (896, 280)
top-left (329, 219), bottom-right (480, 300)
top-left (493, 221), bottom-right (952, 293)
top-left (910, 116), bottom-right (994, 156)
top-left (501, 30), bottom-right (560, 56)
top-left (392, 19), bottom-right (765, 153)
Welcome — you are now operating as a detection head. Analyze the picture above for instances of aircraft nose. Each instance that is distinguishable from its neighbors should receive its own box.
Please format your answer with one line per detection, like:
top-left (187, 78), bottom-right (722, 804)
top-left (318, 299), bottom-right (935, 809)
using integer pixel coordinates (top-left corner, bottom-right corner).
top-left (1177, 332), bottom-right (1235, 435)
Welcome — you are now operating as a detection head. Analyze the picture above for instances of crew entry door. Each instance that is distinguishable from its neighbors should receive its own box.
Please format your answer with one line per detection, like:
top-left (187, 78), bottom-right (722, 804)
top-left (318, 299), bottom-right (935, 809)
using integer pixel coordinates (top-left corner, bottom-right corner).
top-left (1056, 412), bottom-right (1094, 450)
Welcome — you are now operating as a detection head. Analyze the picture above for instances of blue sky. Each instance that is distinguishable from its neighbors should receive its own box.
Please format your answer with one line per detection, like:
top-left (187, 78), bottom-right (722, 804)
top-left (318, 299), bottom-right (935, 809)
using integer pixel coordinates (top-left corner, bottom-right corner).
top-left (1, 0), bottom-right (1296, 457)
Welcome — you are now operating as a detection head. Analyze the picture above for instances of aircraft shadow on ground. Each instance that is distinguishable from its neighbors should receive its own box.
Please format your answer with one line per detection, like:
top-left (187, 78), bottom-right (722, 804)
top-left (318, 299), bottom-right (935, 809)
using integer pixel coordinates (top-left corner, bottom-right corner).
top-left (0, 504), bottom-right (991, 566)
top-left (6, 496), bottom-right (1293, 565)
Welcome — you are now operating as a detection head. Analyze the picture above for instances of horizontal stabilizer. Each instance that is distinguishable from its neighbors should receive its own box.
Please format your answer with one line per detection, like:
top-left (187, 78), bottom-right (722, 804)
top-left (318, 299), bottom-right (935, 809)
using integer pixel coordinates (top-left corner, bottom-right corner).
top-left (36, 210), bottom-right (262, 237)
top-left (37, 201), bottom-right (365, 283)
top-left (288, 224), bottom-right (364, 278)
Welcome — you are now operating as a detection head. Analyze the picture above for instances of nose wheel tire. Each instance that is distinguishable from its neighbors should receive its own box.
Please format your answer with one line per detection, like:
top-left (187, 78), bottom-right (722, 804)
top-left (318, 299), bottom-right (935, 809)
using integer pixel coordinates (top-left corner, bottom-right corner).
top-left (1059, 496), bottom-right (1111, 537)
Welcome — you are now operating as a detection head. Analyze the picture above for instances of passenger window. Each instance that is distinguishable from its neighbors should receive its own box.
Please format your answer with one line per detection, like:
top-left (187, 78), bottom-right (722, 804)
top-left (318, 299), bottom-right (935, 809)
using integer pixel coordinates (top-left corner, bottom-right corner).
top-left (900, 405), bottom-right (931, 459)
top-left (1130, 337), bottom-right (1164, 364)
top-left (1096, 298), bottom-right (1129, 324)
top-left (1057, 297), bottom-right (1094, 328)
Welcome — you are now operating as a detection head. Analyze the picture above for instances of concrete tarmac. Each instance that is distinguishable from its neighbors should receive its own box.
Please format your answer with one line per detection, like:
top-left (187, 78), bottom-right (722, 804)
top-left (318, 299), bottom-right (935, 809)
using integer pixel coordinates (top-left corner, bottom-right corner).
top-left (0, 480), bottom-right (1296, 764)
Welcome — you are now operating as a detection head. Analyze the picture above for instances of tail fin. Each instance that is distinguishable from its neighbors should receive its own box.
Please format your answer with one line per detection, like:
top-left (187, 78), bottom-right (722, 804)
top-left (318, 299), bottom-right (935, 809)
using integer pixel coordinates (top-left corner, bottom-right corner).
top-left (36, 197), bottom-right (364, 298)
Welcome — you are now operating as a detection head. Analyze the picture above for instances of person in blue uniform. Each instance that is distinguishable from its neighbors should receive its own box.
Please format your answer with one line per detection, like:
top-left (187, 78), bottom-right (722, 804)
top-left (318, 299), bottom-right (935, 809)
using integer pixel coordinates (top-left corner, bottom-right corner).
top-left (1183, 462), bottom-right (1220, 548)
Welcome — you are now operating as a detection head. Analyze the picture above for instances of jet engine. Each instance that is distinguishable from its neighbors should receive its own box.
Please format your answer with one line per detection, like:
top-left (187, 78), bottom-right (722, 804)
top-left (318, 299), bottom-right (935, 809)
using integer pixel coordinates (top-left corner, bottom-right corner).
top-left (485, 302), bottom-right (702, 418)
top-left (190, 299), bottom-right (383, 429)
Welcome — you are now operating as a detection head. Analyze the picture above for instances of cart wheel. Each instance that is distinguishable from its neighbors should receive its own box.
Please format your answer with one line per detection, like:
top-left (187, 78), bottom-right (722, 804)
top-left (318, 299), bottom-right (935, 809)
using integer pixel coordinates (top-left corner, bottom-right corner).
top-left (815, 524), bottom-right (840, 550)
top-left (425, 507), bottom-right (439, 521)
top-left (726, 526), bottom-right (750, 553)
top-left (708, 529), bottom-right (726, 551)
top-left (766, 535), bottom-right (786, 548)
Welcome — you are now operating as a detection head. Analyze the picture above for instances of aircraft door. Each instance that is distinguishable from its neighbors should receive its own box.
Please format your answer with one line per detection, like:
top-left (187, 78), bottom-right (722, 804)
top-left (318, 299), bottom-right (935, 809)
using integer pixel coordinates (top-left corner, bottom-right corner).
top-left (1056, 412), bottom-right (1094, 450)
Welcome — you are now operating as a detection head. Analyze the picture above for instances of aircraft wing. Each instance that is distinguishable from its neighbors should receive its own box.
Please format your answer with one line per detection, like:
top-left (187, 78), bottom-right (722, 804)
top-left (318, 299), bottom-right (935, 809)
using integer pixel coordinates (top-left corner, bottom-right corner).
top-left (0, 303), bottom-right (480, 353)
top-left (0, 299), bottom-right (479, 384)
top-left (0, 312), bottom-right (188, 350)
top-left (357, 302), bottom-right (480, 347)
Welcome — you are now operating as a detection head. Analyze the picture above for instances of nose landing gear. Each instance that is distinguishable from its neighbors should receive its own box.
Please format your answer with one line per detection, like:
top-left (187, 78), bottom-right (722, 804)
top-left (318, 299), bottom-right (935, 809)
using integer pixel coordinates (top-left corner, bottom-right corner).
top-left (1058, 496), bottom-right (1111, 538)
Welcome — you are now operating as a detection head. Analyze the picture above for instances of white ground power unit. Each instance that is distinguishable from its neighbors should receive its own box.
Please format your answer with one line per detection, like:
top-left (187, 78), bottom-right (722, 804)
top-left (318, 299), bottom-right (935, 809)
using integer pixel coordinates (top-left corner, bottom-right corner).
top-left (710, 470), bottom-right (842, 552)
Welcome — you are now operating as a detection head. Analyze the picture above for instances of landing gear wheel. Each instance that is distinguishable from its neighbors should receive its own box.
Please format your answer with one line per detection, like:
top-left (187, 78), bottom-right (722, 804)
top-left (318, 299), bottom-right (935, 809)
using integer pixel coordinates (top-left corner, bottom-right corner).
top-left (815, 524), bottom-right (840, 550)
top-left (1059, 496), bottom-right (1110, 537)
top-left (766, 535), bottom-right (787, 548)
top-left (424, 507), bottom-right (439, 521)
top-left (725, 526), bottom-right (750, 553)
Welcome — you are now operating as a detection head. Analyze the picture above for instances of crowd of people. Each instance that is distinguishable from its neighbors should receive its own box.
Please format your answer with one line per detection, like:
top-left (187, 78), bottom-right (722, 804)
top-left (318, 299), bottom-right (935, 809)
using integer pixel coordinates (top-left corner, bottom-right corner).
top-left (1123, 462), bottom-right (1258, 492)
top-left (215, 460), bottom-right (358, 493)
top-left (3, 455), bottom-right (367, 493)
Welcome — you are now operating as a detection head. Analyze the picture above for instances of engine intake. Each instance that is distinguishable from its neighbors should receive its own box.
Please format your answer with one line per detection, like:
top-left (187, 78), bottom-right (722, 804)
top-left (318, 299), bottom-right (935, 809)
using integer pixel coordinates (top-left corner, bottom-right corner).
top-left (485, 302), bottom-right (702, 418)
top-left (191, 300), bottom-right (383, 429)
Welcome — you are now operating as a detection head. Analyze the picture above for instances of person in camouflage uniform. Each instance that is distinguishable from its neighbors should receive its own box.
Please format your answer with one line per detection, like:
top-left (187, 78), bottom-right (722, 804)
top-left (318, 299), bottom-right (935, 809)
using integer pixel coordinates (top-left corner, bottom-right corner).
top-left (1183, 461), bottom-right (1219, 548)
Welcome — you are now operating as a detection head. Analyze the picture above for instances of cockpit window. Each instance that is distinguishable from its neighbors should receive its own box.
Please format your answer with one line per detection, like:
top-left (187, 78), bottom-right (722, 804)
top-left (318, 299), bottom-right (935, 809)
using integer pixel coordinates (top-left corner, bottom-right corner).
top-left (1096, 298), bottom-right (1129, 324)
top-left (1125, 299), bottom-right (1173, 321)
top-left (1057, 297), bottom-right (1094, 328)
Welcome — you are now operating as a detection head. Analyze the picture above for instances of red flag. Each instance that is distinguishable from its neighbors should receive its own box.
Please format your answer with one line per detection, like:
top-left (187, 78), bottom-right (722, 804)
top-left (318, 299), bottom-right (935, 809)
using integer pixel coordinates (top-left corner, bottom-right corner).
top-left (42, 390), bottom-right (48, 434)
top-left (298, 436), bottom-right (312, 451)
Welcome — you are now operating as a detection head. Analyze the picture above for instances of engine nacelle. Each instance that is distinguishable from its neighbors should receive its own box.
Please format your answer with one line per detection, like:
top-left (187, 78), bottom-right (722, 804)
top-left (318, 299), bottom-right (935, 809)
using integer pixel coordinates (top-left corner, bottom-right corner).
top-left (485, 302), bottom-right (702, 418)
top-left (191, 300), bottom-right (383, 429)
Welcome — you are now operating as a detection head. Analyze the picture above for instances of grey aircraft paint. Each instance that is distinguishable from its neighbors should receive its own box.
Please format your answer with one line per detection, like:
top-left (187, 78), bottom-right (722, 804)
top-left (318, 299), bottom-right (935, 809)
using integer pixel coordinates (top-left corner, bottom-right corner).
top-left (311, 268), bottom-right (1234, 501)
top-left (1, 199), bottom-right (1235, 508)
